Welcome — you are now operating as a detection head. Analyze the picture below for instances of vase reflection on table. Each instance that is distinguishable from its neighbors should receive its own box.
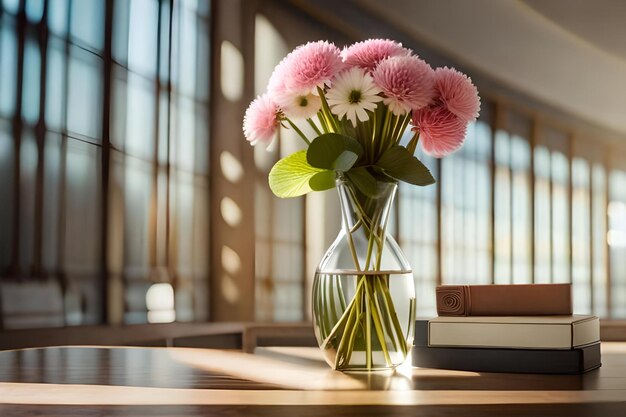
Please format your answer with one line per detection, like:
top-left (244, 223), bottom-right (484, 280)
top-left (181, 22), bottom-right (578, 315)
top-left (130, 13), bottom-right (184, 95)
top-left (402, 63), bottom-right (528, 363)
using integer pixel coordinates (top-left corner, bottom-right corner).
top-left (242, 38), bottom-right (480, 371)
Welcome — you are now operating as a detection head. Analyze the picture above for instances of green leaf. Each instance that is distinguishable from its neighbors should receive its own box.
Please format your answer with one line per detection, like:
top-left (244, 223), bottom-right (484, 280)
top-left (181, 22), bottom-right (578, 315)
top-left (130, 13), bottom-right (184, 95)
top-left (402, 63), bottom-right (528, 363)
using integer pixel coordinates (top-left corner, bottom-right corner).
top-left (269, 150), bottom-right (328, 198)
top-left (346, 167), bottom-right (377, 197)
top-left (307, 133), bottom-right (363, 171)
top-left (376, 146), bottom-right (436, 186)
top-left (309, 170), bottom-right (336, 192)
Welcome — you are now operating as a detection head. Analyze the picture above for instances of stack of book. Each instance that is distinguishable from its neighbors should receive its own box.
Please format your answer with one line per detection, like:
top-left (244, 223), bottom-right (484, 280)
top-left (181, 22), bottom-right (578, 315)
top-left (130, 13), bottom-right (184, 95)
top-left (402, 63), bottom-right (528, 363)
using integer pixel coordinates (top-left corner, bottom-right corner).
top-left (412, 283), bottom-right (601, 374)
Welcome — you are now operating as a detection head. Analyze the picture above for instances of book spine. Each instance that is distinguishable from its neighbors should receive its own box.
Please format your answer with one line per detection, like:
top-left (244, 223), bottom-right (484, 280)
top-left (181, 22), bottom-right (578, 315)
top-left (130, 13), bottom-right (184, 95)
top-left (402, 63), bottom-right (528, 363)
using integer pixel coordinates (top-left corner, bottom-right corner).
top-left (436, 283), bottom-right (572, 316)
top-left (428, 321), bottom-right (576, 349)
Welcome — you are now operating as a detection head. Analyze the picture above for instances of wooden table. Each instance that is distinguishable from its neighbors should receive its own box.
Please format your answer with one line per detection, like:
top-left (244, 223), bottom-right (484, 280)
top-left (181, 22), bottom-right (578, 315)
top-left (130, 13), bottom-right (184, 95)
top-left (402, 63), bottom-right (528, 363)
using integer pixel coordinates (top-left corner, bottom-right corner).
top-left (0, 343), bottom-right (625, 416)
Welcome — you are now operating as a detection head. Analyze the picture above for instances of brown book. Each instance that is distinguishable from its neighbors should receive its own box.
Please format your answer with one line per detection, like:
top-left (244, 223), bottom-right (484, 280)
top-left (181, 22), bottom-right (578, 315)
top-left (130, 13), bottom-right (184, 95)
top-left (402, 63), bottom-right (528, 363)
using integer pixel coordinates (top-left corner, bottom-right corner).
top-left (436, 283), bottom-right (572, 316)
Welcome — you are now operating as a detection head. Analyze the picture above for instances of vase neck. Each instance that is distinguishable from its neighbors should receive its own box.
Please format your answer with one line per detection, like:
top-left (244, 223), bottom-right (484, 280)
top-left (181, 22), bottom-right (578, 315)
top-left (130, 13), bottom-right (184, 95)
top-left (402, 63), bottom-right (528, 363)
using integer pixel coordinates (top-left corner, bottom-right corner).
top-left (336, 178), bottom-right (398, 235)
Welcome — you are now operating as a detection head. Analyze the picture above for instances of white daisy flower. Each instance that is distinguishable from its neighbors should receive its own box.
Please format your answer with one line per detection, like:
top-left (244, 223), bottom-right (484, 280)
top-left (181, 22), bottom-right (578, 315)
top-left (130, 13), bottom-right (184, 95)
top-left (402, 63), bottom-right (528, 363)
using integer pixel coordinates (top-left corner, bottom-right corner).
top-left (326, 68), bottom-right (383, 127)
top-left (274, 89), bottom-right (322, 119)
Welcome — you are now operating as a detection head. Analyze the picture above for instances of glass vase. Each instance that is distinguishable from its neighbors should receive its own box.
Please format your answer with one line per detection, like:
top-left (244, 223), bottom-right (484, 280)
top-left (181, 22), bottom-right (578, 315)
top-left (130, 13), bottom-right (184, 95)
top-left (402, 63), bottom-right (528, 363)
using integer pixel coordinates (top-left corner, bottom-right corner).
top-left (312, 176), bottom-right (416, 371)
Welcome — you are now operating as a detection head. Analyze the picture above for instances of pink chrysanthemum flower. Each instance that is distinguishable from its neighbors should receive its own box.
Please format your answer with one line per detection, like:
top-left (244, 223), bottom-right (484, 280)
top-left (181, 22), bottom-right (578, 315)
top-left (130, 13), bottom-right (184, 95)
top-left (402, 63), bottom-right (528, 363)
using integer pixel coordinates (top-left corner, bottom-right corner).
top-left (279, 41), bottom-right (344, 94)
top-left (412, 105), bottom-right (467, 158)
top-left (267, 55), bottom-right (289, 97)
top-left (243, 94), bottom-right (281, 147)
top-left (435, 67), bottom-right (481, 123)
top-left (372, 55), bottom-right (435, 115)
top-left (341, 39), bottom-right (410, 72)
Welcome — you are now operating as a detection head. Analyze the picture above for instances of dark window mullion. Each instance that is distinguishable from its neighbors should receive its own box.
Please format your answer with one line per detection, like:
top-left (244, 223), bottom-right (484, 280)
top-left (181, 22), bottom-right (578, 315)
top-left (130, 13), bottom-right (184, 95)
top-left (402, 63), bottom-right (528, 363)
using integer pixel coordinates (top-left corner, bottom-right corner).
top-left (33, 1), bottom-right (49, 280)
top-left (99, 0), bottom-right (114, 324)
top-left (10, 0), bottom-right (26, 279)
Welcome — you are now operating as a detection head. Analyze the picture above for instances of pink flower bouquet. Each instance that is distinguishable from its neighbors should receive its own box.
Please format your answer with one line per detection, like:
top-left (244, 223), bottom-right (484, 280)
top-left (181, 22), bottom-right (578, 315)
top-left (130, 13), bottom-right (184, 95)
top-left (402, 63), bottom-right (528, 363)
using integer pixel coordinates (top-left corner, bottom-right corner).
top-left (243, 39), bottom-right (480, 198)
top-left (243, 39), bottom-right (480, 371)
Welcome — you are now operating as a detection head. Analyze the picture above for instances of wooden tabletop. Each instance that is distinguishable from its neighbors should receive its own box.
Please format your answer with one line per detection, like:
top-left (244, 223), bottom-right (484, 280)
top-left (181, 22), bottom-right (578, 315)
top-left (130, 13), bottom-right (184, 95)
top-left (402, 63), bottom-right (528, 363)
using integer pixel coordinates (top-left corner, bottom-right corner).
top-left (0, 343), bottom-right (625, 416)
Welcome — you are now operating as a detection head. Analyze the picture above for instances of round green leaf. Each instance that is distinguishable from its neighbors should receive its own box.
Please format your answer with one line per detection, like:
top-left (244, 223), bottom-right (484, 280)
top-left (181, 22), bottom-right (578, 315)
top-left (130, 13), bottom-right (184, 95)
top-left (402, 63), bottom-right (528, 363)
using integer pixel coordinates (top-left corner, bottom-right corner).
top-left (306, 133), bottom-right (363, 171)
top-left (309, 170), bottom-right (336, 192)
top-left (269, 150), bottom-right (326, 198)
top-left (376, 146), bottom-right (435, 186)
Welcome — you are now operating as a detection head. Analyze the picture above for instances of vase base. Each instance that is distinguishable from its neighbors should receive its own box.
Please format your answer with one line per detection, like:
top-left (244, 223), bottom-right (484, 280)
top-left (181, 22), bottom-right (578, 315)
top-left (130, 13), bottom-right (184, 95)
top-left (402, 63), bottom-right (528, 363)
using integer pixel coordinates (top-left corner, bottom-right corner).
top-left (321, 348), bottom-right (411, 372)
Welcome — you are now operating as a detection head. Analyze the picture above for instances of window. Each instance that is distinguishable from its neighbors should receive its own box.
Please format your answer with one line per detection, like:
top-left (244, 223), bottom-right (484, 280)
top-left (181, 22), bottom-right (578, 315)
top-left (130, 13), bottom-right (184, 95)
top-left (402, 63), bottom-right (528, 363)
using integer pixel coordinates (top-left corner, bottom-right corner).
top-left (609, 169), bottom-right (626, 317)
top-left (441, 120), bottom-right (492, 285)
top-left (571, 157), bottom-right (591, 313)
top-left (398, 155), bottom-right (438, 317)
top-left (0, 0), bottom-right (211, 329)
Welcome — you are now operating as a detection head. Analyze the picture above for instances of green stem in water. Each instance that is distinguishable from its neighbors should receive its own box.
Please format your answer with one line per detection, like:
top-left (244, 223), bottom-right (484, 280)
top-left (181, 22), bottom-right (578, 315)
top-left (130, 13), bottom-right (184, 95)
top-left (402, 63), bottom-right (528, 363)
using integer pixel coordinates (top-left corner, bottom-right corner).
top-left (321, 279), bottom-right (364, 349)
top-left (374, 277), bottom-right (409, 356)
top-left (364, 279), bottom-right (392, 366)
top-left (334, 293), bottom-right (359, 368)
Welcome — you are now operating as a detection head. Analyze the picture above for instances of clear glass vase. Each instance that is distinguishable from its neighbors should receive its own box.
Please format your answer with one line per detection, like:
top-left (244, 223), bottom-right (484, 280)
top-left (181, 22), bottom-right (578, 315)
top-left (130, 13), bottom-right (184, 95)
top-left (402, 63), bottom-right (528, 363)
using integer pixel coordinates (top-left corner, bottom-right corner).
top-left (312, 176), bottom-right (416, 371)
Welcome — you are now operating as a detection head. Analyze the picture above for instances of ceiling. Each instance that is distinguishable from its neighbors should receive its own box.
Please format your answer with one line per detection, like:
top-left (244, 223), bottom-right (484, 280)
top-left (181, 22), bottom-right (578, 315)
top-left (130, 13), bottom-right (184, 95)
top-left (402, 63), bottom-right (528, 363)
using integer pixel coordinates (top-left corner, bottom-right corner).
top-left (356, 0), bottom-right (626, 135)
top-left (523, 0), bottom-right (626, 62)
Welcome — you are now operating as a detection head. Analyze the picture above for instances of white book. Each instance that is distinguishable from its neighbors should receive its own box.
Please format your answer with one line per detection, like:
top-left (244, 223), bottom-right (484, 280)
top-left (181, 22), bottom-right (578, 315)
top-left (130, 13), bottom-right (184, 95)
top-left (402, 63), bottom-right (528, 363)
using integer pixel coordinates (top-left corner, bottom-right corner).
top-left (428, 315), bottom-right (600, 350)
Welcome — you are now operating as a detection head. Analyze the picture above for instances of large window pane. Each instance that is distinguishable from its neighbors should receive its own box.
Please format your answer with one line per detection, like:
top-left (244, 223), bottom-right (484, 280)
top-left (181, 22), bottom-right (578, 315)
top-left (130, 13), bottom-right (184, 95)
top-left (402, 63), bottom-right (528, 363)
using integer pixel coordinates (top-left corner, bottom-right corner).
top-left (552, 151), bottom-right (570, 283)
top-left (19, 132), bottom-right (38, 271)
top-left (67, 47), bottom-right (103, 141)
top-left (25, 0), bottom-right (44, 23)
top-left (126, 74), bottom-right (156, 159)
top-left (0, 20), bottom-right (17, 117)
top-left (42, 133), bottom-right (62, 271)
top-left (534, 146), bottom-right (551, 283)
top-left (511, 135), bottom-right (531, 283)
top-left (45, 38), bottom-right (66, 130)
top-left (22, 38), bottom-right (41, 125)
top-left (128, 0), bottom-right (159, 77)
top-left (70, 0), bottom-right (104, 51)
top-left (572, 158), bottom-right (591, 313)
top-left (175, 0), bottom-right (198, 97)
top-left (0, 123), bottom-right (14, 270)
top-left (441, 122), bottom-right (492, 284)
top-left (123, 156), bottom-right (153, 278)
top-left (64, 139), bottom-right (102, 324)
top-left (48, 0), bottom-right (69, 36)
top-left (399, 152), bottom-right (438, 317)
top-left (494, 129), bottom-right (511, 283)
top-left (592, 164), bottom-right (608, 317)
top-left (609, 170), bottom-right (626, 318)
